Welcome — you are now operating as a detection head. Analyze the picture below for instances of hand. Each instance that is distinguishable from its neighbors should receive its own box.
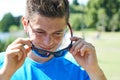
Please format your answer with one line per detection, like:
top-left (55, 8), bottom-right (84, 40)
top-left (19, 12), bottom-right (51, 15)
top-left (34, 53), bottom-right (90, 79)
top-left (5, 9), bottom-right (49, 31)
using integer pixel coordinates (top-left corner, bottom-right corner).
top-left (70, 36), bottom-right (97, 70)
top-left (70, 36), bottom-right (107, 80)
top-left (0, 38), bottom-right (32, 79)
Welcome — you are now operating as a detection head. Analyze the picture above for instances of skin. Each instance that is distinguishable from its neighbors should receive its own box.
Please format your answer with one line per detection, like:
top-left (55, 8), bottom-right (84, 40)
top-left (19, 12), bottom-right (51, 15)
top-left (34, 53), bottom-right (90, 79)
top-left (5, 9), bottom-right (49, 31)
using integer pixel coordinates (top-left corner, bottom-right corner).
top-left (0, 15), bottom-right (107, 80)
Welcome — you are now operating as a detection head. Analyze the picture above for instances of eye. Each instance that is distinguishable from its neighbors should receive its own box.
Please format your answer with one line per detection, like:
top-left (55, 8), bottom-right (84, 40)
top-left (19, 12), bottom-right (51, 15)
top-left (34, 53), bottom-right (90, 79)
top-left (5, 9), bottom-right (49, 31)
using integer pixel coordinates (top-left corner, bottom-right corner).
top-left (54, 32), bottom-right (64, 37)
top-left (34, 30), bottom-right (46, 36)
top-left (36, 31), bottom-right (45, 34)
top-left (33, 29), bottom-right (44, 33)
top-left (55, 32), bottom-right (63, 35)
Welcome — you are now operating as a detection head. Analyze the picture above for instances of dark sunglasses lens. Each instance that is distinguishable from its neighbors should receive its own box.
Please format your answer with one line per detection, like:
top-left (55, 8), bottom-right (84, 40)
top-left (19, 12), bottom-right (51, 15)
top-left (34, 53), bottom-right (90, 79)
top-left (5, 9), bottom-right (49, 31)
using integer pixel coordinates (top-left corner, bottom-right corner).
top-left (54, 50), bottom-right (68, 57)
top-left (32, 45), bottom-right (51, 57)
top-left (53, 43), bottom-right (72, 57)
top-left (31, 43), bottom-right (71, 57)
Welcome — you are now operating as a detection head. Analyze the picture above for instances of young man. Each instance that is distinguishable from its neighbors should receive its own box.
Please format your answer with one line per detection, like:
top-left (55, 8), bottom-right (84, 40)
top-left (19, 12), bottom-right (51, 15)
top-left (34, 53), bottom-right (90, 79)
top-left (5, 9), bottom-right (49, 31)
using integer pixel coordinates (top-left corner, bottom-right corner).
top-left (0, 0), bottom-right (107, 80)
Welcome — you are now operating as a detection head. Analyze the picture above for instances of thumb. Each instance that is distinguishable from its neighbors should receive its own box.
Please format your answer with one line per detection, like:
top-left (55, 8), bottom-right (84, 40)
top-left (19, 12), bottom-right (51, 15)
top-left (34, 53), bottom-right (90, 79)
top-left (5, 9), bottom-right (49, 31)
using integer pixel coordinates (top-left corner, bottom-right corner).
top-left (24, 45), bottom-right (31, 54)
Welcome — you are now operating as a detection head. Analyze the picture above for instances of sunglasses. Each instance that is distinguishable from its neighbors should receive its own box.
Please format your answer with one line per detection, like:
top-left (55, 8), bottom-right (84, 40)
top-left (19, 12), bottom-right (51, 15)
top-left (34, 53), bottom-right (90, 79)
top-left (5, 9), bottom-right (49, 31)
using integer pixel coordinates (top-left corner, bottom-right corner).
top-left (30, 22), bottom-right (73, 58)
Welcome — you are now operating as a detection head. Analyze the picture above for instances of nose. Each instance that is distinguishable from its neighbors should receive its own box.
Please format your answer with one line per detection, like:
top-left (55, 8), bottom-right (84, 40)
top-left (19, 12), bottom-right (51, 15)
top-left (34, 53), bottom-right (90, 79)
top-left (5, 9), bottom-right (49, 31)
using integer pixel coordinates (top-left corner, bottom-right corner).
top-left (43, 35), bottom-right (53, 46)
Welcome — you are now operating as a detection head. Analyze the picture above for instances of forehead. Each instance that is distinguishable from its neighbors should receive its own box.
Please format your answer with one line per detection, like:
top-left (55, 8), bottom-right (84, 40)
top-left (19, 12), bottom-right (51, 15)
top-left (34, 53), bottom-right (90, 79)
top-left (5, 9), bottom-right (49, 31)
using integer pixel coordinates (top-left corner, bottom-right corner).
top-left (30, 14), bottom-right (67, 31)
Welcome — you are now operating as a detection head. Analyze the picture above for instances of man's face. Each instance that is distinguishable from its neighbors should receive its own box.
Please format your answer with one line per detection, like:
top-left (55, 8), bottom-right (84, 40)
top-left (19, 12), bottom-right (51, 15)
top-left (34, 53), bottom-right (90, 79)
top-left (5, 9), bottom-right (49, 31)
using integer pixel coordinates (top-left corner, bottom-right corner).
top-left (25, 15), bottom-right (67, 52)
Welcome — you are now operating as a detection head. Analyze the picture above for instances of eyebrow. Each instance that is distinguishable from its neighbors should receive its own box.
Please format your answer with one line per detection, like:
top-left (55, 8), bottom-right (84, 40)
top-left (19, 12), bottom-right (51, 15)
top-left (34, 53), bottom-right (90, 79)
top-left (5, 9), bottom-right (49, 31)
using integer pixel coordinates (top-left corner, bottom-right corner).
top-left (54, 29), bottom-right (65, 33)
top-left (34, 28), bottom-right (65, 33)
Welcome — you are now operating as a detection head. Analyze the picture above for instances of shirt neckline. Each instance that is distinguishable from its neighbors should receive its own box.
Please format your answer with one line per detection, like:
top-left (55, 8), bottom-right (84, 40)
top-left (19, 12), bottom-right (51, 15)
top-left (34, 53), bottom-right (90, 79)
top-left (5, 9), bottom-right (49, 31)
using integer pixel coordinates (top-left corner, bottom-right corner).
top-left (25, 57), bottom-right (56, 68)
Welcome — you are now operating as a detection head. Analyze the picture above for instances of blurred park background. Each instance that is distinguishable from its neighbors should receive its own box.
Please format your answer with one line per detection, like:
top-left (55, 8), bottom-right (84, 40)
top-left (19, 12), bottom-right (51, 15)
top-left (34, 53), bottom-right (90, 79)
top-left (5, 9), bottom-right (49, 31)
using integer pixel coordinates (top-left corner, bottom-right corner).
top-left (0, 0), bottom-right (120, 80)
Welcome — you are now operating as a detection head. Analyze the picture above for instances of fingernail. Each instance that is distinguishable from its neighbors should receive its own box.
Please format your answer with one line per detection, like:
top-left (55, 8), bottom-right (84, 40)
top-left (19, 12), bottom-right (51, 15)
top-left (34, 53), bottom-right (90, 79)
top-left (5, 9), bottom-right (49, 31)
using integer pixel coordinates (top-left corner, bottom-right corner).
top-left (81, 52), bottom-right (84, 56)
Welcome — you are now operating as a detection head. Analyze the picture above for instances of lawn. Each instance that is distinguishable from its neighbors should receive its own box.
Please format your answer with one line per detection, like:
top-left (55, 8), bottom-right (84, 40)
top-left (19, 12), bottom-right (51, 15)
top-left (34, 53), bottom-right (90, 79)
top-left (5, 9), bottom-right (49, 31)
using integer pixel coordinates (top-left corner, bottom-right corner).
top-left (74, 31), bottom-right (120, 80)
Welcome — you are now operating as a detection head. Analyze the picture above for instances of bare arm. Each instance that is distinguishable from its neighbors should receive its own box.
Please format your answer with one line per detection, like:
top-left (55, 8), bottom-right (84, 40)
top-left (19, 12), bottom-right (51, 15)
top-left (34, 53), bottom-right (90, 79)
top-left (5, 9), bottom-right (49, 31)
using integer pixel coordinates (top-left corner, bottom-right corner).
top-left (86, 66), bottom-right (107, 80)
top-left (0, 67), bottom-right (11, 80)
top-left (70, 36), bottom-right (107, 80)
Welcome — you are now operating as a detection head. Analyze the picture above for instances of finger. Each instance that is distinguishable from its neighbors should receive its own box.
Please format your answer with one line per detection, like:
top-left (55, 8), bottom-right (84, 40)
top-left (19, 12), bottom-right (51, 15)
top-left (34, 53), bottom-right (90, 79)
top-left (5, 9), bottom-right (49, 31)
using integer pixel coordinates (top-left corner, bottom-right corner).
top-left (10, 38), bottom-right (32, 47)
top-left (14, 45), bottom-right (30, 58)
top-left (79, 45), bottom-right (86, 56)
top-left (70, 36), bottom-right (84, 41)
top-left (6, 49), bottom-right (23, 60)
top-left (72, 42), bottom-right (84, 55)
top-left (16, 49), bottom-right (24, 61)
top-left (7, 43), bottom-right (27, 54)
top-left (24, 45), bottom-right (31, 54)
top-left (7, 44), bottom-right (23, 50)
top-left (79, 43), bottom-right (95, 56)
top-left (7, 43), bottom-right (31, 58)
top-left (70, 38), bottom-right (85, 54)
top-left (70, 40), bottom-right (82, 54)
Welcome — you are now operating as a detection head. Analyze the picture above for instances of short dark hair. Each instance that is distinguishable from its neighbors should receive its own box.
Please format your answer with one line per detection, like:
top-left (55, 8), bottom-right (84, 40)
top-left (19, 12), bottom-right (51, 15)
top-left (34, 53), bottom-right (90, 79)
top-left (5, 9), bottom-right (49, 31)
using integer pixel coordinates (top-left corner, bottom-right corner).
top-left (25, 0), bottom-right (70, 22)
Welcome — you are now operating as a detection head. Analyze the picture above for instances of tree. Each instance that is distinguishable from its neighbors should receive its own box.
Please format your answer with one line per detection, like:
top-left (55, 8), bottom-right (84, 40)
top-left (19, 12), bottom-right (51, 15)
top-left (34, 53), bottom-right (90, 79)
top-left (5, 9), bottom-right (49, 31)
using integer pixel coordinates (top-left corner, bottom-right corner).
top-left (14, 16), bottom-right (22, 27)
top-left (0, 13), bottom-right (22, 32)
top-left (87, 0), bottom-right (120, 31)
top-left (0, 13), bottom-right (14, 32)
top-left (73, 0), bottom-right (79, 5)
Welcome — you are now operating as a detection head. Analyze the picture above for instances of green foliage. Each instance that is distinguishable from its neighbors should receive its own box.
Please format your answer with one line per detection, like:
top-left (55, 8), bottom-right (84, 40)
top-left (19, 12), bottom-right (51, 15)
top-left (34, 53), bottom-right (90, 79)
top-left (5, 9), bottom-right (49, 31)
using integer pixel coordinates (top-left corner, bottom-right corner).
top-left (70, 13), bottom-right (80, 30)
top-left (70, 14), bottom-right (86, 31)
top-left (87, 0), bottom-right (120, 31)
top-left (9, 25), bottom-right (19, 32)
top-left (72, 17), bottom-right (81, 30)
top-left (0, 13), bottom-right (14, 32)
top-left (0, 13), bottom-right (22, 32)
top-left (14, 16), bottom-right (22, 27)
top-left (0, 40), bottom-right (4, 52)
top-left (0, 38), bottom-right (15, 52)
top-left (72, 0), bottom-right (79, 5)
top-left (69, 5), bottom-right (87, 31)
top-left (108, 13), bottom-right (120, 31)
top-left (70, 5), bottom-right (84, 13)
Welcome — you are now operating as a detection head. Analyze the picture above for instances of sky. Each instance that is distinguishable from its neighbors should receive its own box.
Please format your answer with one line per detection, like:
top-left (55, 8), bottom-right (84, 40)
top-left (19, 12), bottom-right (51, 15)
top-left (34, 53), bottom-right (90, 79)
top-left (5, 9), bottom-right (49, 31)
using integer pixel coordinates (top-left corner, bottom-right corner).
top-left (0, 0), bottom-right (89, 20)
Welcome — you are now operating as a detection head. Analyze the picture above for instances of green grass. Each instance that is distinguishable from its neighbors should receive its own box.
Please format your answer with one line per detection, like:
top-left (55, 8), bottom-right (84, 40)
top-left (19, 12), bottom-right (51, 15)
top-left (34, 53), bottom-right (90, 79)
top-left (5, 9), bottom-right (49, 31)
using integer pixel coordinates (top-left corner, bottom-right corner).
top-left (74, 31), bottom-right (120, 80)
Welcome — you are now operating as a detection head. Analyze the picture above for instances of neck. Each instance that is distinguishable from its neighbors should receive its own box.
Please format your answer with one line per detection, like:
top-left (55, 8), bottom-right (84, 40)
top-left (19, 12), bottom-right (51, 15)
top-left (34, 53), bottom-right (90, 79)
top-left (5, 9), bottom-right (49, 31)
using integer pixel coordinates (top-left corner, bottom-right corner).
top-left (27, 51), bottom-right (54, 63)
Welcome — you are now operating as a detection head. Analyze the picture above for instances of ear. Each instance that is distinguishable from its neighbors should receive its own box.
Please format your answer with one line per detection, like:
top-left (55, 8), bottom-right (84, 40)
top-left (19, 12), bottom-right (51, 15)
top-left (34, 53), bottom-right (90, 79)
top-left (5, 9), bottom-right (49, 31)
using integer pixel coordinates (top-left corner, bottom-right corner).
top-left (22, 17), bottom-right (29, 32)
